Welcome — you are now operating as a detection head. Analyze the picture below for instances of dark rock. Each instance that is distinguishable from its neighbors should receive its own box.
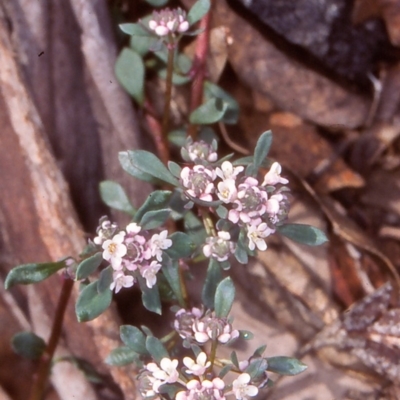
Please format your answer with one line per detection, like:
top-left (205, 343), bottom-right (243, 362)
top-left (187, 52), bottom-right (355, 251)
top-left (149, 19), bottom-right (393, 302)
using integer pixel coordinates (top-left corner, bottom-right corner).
top-left (231, 0), bottom-right (391, 84)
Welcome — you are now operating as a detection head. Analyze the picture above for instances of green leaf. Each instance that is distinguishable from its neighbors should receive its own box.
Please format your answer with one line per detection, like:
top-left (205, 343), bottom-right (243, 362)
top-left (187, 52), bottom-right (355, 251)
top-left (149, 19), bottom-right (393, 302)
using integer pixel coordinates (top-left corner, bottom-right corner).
top-left (204, 81), bottom-right (239, 124)
top-left (119, 151), bottom-right (158, 183)
top-left (162, 257), bottom-right (185, 307)
top-left (12, 331), bottom-right (46, 360)
top-left (76, 253), bottom-right (103, 281)
top-left (168, 129), bottom-right (187, 147)
top-left (184, 212), bottom-right (207, 246)
top-left (140, 209), bottom-right (171, 230)
top-left (130, 34), bottom-right (158, 56)
top-left (146, 336), bottom-right (169, 362)
top-left (144, 0), bottom-right (168, 6)
top-left (5, 260), bottom-right (66, 289)
top-left (214, 277), bottom-right (235, 318)
top-left (234, 229), bottom-right (248, 264)
top-left (202, 259), bottom-right (222, 310)
top-left (135, 191), bottom-right (172, 222)
top-left (105, 346), bottom-right (140, 366)
top-left (239, 330), bottom-right (254, 340)
top-left (253, 130), bottom-right (273, 170)
top-left (165, 232), bottom-right (195, 259)
top-left (120, 325), bottom-right (148, 355)
top-left (278, 224), bottom-right (328, 246)
top-left (187, 0), bottom-right (211, 25)
top-left (216, 205), bottom-right (228, 219)
top-left (115, 48), bottom-right (144, 104)
top-left (119, 23), bottom-right (150, 36)
top-left (99, 181), bottom-right (136, 215)
top-left (189, 98), bottom-right (228, 125)
top-left (230, 351), bottom-right (239, 368)
top-left (246, 358), bottom-right (268, 380)
top-left (253, 345), bottom-right (266, 357)
top-left (267, 356), bottom-right (307, 376)
top-left (97, 266), bottom-right (113, 293)
top-left (138, 277), bottom-right (162, 314)
top-left (75, 280), bottom-right (112, 322)
top-left (168, 161), bottom-right (182, 178)
top-left (122, 150), bottom-right (179, 186)
top-left (176, 53), bottom-right (192, 74)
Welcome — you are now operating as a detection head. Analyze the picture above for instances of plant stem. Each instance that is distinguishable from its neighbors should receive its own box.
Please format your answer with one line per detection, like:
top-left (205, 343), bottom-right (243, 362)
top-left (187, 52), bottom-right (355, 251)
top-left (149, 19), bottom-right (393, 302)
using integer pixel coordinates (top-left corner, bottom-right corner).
top-left (29, 276), bottom-right (74, 400)
top-left (161, 36), bottom-right (175, 140)
top-left (208, 338), bottom-right (218, 371)
top-left (187, 5), bottom-right (212, 140)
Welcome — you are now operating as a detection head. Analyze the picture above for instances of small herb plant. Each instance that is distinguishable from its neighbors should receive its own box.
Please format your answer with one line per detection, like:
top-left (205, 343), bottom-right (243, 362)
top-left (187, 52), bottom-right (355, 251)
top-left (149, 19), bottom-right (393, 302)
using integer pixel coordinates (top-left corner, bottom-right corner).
top-left (5, 1), bottom-right (327, 399)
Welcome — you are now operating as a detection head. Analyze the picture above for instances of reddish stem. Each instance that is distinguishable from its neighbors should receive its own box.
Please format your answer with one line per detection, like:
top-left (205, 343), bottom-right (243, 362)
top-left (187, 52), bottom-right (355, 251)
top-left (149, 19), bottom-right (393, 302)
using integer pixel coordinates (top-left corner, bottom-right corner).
top-left (144, 98), bottom-right (170, 165)
top-left (29, 276), bottom-right (74, 400)
top-left (187, 6), bottom-right (212, 139)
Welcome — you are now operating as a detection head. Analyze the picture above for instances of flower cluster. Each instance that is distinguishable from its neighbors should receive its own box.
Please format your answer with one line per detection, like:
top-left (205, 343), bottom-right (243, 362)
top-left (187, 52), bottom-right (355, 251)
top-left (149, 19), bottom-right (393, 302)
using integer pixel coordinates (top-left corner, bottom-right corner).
top-left (179, 142), bottom-right (290, 256)
top-left (139, 354), bottom-right (259, 400)
top-left (93, 217), bottom-right (172, 293)
top-left (174, 307), bottom-right (239, 345)
top-left (148, 8), bottom-right (189, 37)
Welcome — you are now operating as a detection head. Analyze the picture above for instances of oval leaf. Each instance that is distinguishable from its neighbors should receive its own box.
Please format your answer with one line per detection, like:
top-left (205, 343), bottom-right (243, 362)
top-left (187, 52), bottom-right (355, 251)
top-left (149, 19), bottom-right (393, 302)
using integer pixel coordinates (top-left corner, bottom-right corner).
top-left (267, 356), bottom-right (307, 376)
top-left (140, 209), bottom-right (171, 230)
top-left (189, 98), bottom-right (227, 125)
top-left (204, 81), bottom-right (239, 125)
top-left (5, 260), bottom-right (66, 289)
top-left (105, 346), bottom-right (139, 366)
top-left (278, 224), bottom-right (328, 246)
top-left (202, 258), bottom-right (222, 310)
top-left (119, 23), bottom-right (149, 36)
top-left (145, 336), bottom-right (169, 362)
top-left (75, 280), bottom-right (112, 322)
top-left (12, 331), bottom-right (46, 360)
top-left (120, 325), bottom-right (148, 355)
top-left (135, 190), bottom-right (172, 222)
top-left (138, 277), bottom-right (161, 314)
top-left (97, 266), bottom-right (113, 293)
top-left (99, 181), bottom-right (136, 215)
top-left (161, 257), bottom-right (185, 307)
top-left (165, 232), bottom-right (195, 259)
top-left (119, 151), bottom-right (158, 183)
top-left (253, 130), bottom-right (273, 170)
top-left (187, 0), bottom-right (211, 25)
top-left (123, 150), bottom-right (179, 186)
top-left (214, 277), bottom-right (235, 318)
top-left (115, 48), bottom-right (144, 104)
top-left (76, 253), bottom-right (103, 281)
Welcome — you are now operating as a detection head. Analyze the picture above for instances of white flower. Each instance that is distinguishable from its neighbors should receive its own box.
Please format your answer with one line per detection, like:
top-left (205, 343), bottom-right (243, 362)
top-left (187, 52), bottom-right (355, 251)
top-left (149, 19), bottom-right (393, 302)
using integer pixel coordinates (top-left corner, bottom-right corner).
top-left (262, 162), bottom-right (288, 186)
top-left (192, 315), bottom-right (239, 344)
top-left (126, 222), bottom-right (141, 234)
top-left (147, 358), bottom-right (179, 385)
top-left (217, 178), bottom-right (237, 203)
top-left (149, 230), bottom-right (172, 261)
top-left (148, 8), bottom-right (189, 37)
top-left (203, 231), bottom-right (235, 262)
top-left (180, 165), bottom-right (216, 202)
top-left (176, 378), bottom-right (225, 400)
top-left (232, 373), bottom-right (258, 399)
top-left (247, 222), bottom-right (274, 251)
top-left (141, 261), bottom-right (162, 288)
top-left (110, 272), bottom-right (134, 293)
top-left (216, 161), bottom-right (244, 180)
top-left (186, 140), bottom-right (218, 163)
top-left (183, 352), bottom-right (211, 376)
top-left (102, 232), bottom-right (127, 269)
